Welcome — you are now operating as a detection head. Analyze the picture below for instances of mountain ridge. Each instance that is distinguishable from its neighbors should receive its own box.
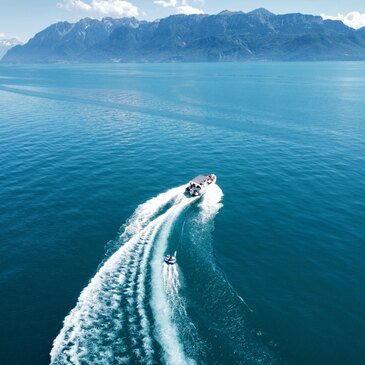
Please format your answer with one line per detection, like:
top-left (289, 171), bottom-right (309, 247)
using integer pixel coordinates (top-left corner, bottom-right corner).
top-left (0, 38), bottom-right (22, 59)
top-left (3, 9), bottom-right (365, 63)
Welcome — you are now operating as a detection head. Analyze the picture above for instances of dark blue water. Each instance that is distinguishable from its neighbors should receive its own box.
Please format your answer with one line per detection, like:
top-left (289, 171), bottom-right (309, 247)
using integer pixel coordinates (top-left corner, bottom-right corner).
top-left (0, 63), bottom-right (364, 365)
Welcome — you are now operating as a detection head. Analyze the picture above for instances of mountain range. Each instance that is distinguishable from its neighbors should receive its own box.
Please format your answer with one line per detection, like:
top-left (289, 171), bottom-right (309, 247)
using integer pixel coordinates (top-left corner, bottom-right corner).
top-left (3, 8), bottom-right (365, 63)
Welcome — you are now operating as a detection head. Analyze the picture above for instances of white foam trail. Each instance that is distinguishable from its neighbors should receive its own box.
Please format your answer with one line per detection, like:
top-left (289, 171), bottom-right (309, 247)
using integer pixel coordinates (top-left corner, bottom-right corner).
top-left (199, 184), bottom-right (224, 223)
top-left (50, 228), bottom-right (146, 364)
top-left (131, 221), bottom-right (163, 363)
top-left (126, 193), bottom-right (195, 363)
top-left (50, 186), bottom-right (185, 364)
top-left (120, 224), bottom-right (155, 362)
top-left (135, 224), bottom-right (158, 363)
top-left (163, 264), bottom-right (187, 318)
top-left (120, 185), bottom-right (184, 242)
top-left (150, 196), bottom-right (197, 365)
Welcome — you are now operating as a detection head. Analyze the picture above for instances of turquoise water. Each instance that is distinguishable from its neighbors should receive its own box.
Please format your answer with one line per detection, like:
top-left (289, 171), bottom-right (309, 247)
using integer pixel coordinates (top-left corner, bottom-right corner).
top-left (0, 63), bottom-right (364, 365)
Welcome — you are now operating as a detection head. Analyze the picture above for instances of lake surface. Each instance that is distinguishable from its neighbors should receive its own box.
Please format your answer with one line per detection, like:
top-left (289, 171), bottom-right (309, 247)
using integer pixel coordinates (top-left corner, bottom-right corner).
top-left (0, 63), bottom-right (364, 365)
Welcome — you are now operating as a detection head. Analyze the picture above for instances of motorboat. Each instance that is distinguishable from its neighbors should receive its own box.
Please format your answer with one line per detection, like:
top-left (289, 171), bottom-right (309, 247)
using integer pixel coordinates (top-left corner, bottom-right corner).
top-left (164, 255), bottom-right (176, 265)
top-left (185, 174), bottom-right (216, 197)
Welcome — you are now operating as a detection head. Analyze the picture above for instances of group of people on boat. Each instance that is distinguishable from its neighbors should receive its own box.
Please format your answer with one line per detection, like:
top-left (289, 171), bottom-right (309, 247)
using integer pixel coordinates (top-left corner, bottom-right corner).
top-left (185, 173), bottom-right (216, 197)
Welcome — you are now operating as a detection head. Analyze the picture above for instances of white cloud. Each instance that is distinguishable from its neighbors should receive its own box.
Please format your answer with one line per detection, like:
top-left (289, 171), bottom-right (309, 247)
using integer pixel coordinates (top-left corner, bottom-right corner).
top-left (58, 0), bottom-right (139, 17)
top-left (177, 5), bottom-right (204, 15)
top-left (154, 0), bottom-right (203, 15)
top-left (59, 0), bottom-right (92, 11)
top-left (321, 12), bottom-right (365, 30)
top-left (154, 0), bottom-right (177, 8)
top-left (0, 32), bottom-right (20, 42)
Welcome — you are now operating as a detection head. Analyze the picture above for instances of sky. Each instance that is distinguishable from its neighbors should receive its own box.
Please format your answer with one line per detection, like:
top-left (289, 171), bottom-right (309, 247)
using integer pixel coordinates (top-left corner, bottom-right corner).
top-left (1, 0), bottom-right (365, 42)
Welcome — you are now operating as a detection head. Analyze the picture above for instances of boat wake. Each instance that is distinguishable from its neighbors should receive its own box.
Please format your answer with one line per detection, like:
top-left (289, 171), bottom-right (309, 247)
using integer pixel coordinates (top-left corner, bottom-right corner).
top-left (50, 184), bottom-right (223, 365)
top-left (50, 183), bottom-right (281, 364)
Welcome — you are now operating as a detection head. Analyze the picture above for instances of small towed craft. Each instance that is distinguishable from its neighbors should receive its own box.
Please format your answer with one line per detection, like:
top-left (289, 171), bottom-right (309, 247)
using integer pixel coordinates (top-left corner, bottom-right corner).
top-left (185, 174), bottom-right (217, 197)
top-left (164, 255), bottom-right (176, 265)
